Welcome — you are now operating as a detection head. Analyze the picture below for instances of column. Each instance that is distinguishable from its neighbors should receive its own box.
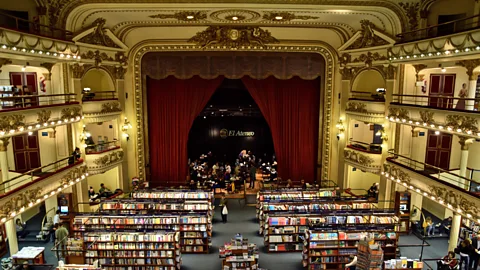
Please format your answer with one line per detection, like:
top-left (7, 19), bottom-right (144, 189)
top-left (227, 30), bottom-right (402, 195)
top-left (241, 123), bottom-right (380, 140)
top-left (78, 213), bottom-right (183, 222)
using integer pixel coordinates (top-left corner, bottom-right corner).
top-left (412, 64), bottom-right (427, 106)
top-left (458, 137), bottom-right (472, 189)
top-left (5, 219), bottom-right (18, 255)
top-left (0, 138), bottom-right (10, 191)
top-left (45, 196), bottom-right (58, 222)
top-left (458, 60), bottom-right (480, 110)
top-left (449, 214), bottom-right (462, 251)
top-left (74, 180), bottom-right (89, 213)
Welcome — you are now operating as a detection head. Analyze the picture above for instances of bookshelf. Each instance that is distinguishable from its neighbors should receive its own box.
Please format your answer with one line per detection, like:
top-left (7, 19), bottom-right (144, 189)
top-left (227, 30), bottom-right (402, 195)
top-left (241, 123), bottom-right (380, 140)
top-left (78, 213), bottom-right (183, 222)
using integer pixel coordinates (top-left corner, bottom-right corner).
top-left (394, 191), bottom-right (411, 234)
top-left (383, 258), bottom-right (423, 269)
top-left (219, 234), bottom-right (260, 270)
top-left (73, 214), bottom-right (211, 254)
top-left (302, 230), bottom-right (397, 270)
top-left (357, 240), bottom-right (383, 270)
top-left (265, 210), bottom-right (398, 253)
top-left (83, 231), bottom-right (181, 269)
top-left (459, 219), bottom-right (479, 241)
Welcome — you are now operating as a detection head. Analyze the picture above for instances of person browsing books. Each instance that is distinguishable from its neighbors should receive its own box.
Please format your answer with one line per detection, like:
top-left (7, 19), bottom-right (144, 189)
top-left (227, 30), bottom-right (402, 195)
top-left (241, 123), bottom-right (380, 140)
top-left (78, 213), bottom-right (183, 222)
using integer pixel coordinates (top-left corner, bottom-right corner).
top-left (345, 255), bottom-right (357, 270)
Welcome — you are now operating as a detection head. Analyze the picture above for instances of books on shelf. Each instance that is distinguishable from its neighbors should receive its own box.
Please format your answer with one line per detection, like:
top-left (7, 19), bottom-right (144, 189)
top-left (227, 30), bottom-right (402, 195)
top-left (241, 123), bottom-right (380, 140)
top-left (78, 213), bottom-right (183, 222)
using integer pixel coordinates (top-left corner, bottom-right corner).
top-left (219, 234), bottom-right (261, 270)
top-left (384, 258), bottom-right (423, 269)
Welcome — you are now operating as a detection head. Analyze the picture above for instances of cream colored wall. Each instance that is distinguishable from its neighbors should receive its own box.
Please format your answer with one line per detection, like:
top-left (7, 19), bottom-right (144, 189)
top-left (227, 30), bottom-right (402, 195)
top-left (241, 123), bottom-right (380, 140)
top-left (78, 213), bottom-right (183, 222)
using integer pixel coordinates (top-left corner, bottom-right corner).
top-left (21, 204), bottom-right (40, 222)
top-left (468, 142), bottom-right (480, 173)
top-left (427, 0), bottom-right (475, 26)
top-left (0, 65), bottom-right (47, 92)
top-left (423, 197), bottom-right (449, 219)
top-left (81, 69), bottom-right (115, 91)
top-left (352, 70), bottom-right (385, 93)
top-left (85, 120), bottom-right (118, 144)
top-left (419, 67), bottom-right (469, 101)
top-left (403, 65), bottom-right (418, 95)
top-left (87, 167), bottom-right (120, 192)
top-left (346, 165), bottom-right (379, 191)
top-left (349, 120), bottom-right (374, 144)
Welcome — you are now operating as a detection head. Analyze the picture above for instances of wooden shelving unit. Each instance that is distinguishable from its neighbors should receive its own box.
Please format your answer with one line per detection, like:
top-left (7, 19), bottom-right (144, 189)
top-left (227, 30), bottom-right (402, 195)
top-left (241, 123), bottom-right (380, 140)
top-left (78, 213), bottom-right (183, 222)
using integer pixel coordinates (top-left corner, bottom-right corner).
top-left (219, 234), bottom-right (260, 270)
top-left (357, 240), bottom-right (383, 270)
top-left (394, 191), bottom-right (411, 234)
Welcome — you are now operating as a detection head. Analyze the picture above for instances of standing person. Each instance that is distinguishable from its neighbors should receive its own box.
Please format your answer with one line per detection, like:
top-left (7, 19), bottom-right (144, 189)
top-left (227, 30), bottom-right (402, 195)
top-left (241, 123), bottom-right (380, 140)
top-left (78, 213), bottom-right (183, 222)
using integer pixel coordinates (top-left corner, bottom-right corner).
top-left (189, 179), bottom-right (197, 190)
top-left (455, 83), bottom-right (468, 110)
top-left (249, 163), bottom-right (257, 189)
top-left (301, 179), bottom-right (308, 189)
top-left (52, 210), bottom-right (60, 242)
top-left (55, 222), bottom-right (69, 259)
top-left (345, 254), bottom-right (357, 270)
top-left (219, 193), bottom-right (228, 224)
top-left (470, 234), bottom-right (480, 270)
top-left (458, 239), bottom-right (473, 270)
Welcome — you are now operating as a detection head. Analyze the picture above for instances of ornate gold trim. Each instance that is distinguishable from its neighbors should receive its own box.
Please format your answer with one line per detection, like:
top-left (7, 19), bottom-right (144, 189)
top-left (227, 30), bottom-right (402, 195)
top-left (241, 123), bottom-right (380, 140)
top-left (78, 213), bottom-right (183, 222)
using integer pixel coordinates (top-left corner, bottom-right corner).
top-left (149, 11), bottom-right (207, 21)
top-left (344, 149), bottom-right (374, 166)
top-left (346, 102), bottom-right (367, 113)
top-left (188, 26), bottom-right (279, 49)
top-left (445, 115), bottom-right (479, 133)
top-left (132, 43), bottom-right (335, 183)
top-left (37, 110), bottom-right (52, 124)
top-left (262, 12), bottom-right (318, 21)
top-left (101, 101), bottom-right (122, 113)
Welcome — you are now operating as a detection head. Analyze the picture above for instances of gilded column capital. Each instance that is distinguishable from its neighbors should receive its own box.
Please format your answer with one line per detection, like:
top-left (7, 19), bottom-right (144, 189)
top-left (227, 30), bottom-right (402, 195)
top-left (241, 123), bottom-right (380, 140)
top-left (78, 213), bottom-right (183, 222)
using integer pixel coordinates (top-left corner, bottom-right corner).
top-left (0, 58), bottom-right (12, 73)
top-left (383, 65), bottom-right (397, 80)
top-left (339, 67), bottom-right (355, 81)
top-left (0, 138), bottom-right (10, 151)
top-left (413, 64), bottom-right (427, 81)
top-left (456, 59), bottom-right (480, 80)
top-left (458, 136), bottom-right (473, 150)
top-left (71, 63), bottom-right (85, 79)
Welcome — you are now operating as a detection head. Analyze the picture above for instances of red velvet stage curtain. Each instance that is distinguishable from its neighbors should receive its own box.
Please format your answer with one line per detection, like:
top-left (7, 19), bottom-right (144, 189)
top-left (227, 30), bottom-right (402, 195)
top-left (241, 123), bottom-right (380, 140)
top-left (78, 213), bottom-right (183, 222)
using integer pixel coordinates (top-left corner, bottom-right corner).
top-left (147, 76), bottom-right (224, 187)
top-left (242, 76), bottom-right (320, 183)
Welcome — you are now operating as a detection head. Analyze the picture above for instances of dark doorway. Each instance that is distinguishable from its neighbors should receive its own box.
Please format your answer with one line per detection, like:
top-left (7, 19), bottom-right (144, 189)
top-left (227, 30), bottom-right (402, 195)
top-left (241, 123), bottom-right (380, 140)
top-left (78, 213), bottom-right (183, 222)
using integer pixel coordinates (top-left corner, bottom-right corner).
top-left (13, 132), bottom-right (41, 173)
top-left (187, 79), bottom-right (274, 165)
top-left (437, 13), bottom-right (467, 36)
top-left (424, 130), bottom-right (452, 171)
top-left (428, 74), bottom-right (456, 109)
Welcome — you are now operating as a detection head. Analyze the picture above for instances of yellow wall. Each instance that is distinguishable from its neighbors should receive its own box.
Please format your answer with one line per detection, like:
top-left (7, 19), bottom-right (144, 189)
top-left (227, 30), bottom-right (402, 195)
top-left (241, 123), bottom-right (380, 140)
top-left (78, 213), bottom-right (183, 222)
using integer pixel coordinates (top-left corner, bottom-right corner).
top-left (427, 0), bottom-right (475, 26)
top-left (86, 120), bottom-right (118, 144)
top-left (82, 69), bottom-right (115, 92)
top-left (346, 165), bottom-right (379, 192)
top-left (419, 67), bottom-right (469, 101)
top-left (352, 70), bottom-right (385, 93)
top-left (422, 197), bottom-right (448, 219)
top-left (87, 167), bottom-right (120, 193)
top-left (349, 120), bottom-right (375, 144)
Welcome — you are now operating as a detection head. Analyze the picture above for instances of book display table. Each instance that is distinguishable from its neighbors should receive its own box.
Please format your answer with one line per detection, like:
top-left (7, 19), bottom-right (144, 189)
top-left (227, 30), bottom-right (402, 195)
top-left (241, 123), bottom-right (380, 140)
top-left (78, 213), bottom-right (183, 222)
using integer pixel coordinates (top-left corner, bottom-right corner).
top-left (219, 234), bottom-right (260, 270)
top-left (12, 247), bottom-right (46, 265)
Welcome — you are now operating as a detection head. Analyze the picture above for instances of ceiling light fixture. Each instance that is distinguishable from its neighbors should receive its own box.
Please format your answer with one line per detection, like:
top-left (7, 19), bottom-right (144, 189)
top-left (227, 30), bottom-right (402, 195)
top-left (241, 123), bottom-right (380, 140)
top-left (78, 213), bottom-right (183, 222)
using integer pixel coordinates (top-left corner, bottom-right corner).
top-left (275, 16), bottom-right (283, 20)
top-left (232, 16), bottom-right (239, 21)
top-left (186, 15), bottom-right (194, 19)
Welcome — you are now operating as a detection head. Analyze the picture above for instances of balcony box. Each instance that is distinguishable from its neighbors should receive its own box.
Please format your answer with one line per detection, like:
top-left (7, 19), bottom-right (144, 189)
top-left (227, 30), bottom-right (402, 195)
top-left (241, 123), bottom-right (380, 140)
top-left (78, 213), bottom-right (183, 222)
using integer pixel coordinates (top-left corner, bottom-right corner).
top-left (82, 94), bottom-right (121, 123)
top-left (346, 100), bottom-right (385, 124)
top-left (85, 147), bottom-right (124, 175)
top-left (344, 146), bottom-right (382, 174)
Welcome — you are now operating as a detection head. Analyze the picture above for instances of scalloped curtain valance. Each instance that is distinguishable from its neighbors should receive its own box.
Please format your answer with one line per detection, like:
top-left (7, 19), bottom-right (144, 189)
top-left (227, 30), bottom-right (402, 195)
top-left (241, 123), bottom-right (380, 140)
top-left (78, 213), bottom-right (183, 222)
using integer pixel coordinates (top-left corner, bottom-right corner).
top-left (141, 52), bottom-right (325, 80)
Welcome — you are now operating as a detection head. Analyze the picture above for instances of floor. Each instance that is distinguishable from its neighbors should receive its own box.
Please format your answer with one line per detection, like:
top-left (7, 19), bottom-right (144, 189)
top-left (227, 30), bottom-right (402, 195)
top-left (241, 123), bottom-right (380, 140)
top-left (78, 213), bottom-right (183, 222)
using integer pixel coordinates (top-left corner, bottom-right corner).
top-left (3, 199), bottom-right (449, 269)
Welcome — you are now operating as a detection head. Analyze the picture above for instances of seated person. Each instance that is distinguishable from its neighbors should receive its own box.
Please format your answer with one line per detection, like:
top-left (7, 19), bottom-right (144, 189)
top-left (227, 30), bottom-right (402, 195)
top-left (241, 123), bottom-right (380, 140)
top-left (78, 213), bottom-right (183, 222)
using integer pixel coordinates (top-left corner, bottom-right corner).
top-left (301, 179), bottom-right (308, 189)
top-left (437, 251), bottom-right (458, 270)
top-left (425, 216), bottom-right (435, 236)
top-left (15, 219), bottom-right (28, 238)
top-left (68, 147), bottom-right (81, 165)
top-left (440, 216), bottom-right (452, 236)
top-left (189, 179), bottom-right (197, 190)
top-left (88, 186), bottom-right (96, 197)
top-left (286, 179), bottom-right (293, 188)
top-left (99, 183), bottom-right (113, 197)
top-left (367, 183), bottom-right (379, 200)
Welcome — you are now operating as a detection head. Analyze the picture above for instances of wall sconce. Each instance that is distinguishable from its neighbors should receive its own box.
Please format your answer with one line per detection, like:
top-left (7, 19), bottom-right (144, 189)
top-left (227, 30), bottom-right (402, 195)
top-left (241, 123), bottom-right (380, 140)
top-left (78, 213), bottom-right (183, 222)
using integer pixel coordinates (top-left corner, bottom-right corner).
top-left (375, 126), bottom-right (388, 142)
top-left (336, 118), bottom-right (345, 140)
top-left (122, 117), bottom-right (132, 141)
top-left (79, 125), bottom-right (91, 147)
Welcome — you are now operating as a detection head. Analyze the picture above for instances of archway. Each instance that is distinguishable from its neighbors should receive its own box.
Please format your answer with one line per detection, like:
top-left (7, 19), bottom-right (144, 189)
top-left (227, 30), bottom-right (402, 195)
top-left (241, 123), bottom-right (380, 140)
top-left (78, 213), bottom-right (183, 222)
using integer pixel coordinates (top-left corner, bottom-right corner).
top-left (352, 69), bottom-right (386, 95)
top-left (81, 68), bottom-right (115, 101)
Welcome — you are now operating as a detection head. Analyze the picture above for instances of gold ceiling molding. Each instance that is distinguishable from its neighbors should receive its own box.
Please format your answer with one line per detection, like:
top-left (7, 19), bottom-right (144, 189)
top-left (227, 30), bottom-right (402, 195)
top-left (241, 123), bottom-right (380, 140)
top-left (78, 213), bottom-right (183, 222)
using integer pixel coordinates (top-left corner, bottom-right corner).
top-left (93, 150), bottom-right (124, 166)
top-left (71, 63), bottom-right (85, 79)
top-left (399, 2), bottom-right (420, 31)
top-left (0, 115), bottom-right (25, 133)
top-left (37, 110), bottom-right (52, 124)
top-left (419, 110), bottom-right (434, 123)
top-left (0, 187), bottom-right (42, 217)
top-left (353, 52), bottom-right (388, 68)
top-left (346, 20), bottom-right (390, 50)
top-left (339, 67), bottom-right (356, 80)
top-left (132, 43), bottom-right (335, 182)
top-left (344, 149), bottom-right (374, 166)
top-left (262, 12), bottom-right (319, 21)
top-left (61, 107), bottom-right (82, 120)
top-left (78, 18), bottom-right (121, 49)
top-left (382, 163), bottom-right (412, 184)
top-left (101, 102), bottom-right (122, 113)
top-left (381, 65), bottom-right (396, 80)
top-left (0, 138), bottom-right (10, 151)
top-left (149, 11), bottom-right (207, 21)
top-left (429, 186), bottom-right (479, 217)
top-left (187, 26), bottom-right (279, 49)
top-left (81, 50), bottom-right (114, 67)
top-left (346, 102), bottom-right (367, 113)
top-left (105, 66), bottom-right (127, 80)
top-left (445, 115), bottom-right (479, 133)
top-left (387, 107), bottom-right (409, 120)
top-left (210, 10), bottom-right (261, 23)
top-left (339, 53), bottom-right (351, 67)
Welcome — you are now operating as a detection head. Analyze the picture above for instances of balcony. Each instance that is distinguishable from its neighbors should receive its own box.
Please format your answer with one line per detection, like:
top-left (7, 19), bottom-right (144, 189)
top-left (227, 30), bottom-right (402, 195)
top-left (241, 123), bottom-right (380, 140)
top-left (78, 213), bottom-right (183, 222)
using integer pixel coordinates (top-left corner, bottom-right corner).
top-left (85, 141), bottom-right (124, 175)
top-left (392, 94), bottom-right (479, 112)
top-left (386, 151), bottom-right (478, 197)
top-left (0, 94), bottom-right (82, 138)
top-left (396, 15), bottom-right (480, 44)
top-left (0, 158), bottom-right (88, 223)
top-left (346, 97), bottom-right (385, 124)
top-left (343, 145), bottom-right (382, 174)
top-left (82, 91), bottom-right (121, 123)
top-left (0, 12), bottom-right (73, 41)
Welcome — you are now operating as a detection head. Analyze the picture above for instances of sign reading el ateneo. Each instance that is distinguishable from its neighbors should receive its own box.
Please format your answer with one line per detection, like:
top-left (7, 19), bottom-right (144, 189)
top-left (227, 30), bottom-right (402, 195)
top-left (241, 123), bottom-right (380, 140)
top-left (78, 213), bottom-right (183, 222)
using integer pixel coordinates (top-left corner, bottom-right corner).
top-left (220, 129), bottom-right (255, 139)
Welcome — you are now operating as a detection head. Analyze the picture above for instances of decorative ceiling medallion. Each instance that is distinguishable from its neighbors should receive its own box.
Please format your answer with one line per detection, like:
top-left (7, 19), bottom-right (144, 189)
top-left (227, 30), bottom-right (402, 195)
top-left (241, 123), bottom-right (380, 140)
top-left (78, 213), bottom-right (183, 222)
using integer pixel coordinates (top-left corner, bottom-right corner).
top-left (188, 26), bottom-right (279, 49)
top-left (209, 10), bottom-right (261, 23)
top-left (149, 11), bottom-right (207, 21)
top-left (262, 12), bottom-right (318, 21)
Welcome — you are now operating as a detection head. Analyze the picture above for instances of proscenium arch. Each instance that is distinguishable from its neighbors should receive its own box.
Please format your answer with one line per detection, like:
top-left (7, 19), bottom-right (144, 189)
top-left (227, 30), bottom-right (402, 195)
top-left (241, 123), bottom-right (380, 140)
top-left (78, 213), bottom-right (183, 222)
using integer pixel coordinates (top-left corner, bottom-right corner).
top-left (351, 68), bottom-right (386, 93)
top-left (129, 42), bottom-right (337, 183)
top-left (81, 67), bottom-right (116, 92)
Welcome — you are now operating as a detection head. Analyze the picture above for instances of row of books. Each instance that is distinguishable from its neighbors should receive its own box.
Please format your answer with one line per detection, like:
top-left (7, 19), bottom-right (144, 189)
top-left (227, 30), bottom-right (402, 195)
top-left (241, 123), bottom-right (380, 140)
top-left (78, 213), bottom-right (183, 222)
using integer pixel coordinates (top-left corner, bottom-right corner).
top-left (84, 233), bottom-right (177, 242)
top-left (100, 202), bottom-right (210, 211)
top-left (85, 250), bottom-right (174, 257)
top-left (384, 258), bottom-right (424, 269)
top-left (257, 190), bottom-right (337, 201)
top-left (309, 231), bottom-right (397, 241)
top-left (75, 216), bottom-right (208, 226)
top-left (132, 190), bottom-right (212, 199)
top-left (267, 216), bottom-right (397, 226)
top-left (261, 202), bottom-right (373, 211)
top-left (84, 258), bottom-right (176, 265)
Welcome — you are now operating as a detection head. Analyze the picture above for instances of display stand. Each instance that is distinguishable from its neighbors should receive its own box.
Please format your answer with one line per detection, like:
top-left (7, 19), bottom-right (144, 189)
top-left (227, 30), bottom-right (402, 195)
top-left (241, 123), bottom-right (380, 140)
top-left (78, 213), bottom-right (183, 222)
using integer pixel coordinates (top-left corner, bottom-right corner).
top-left (383, 258), bottom-right (423, 269)
top-left (219, 234), bottom-right (259, 270)
top-left (57, 260), bottom-right (102, 270)
top-left (394, 191), bottom-right (411, 234)
top-left (11, 247), bottom-right (46, 265)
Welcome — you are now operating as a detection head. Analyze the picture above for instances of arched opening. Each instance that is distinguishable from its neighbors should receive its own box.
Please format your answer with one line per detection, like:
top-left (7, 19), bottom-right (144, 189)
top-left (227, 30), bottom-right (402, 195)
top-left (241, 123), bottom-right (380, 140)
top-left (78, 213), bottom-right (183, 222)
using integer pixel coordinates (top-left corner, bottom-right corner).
top-left (81, 68), bottom-right (116, 101)
top-left (352, 69), bottom-right (386, 96)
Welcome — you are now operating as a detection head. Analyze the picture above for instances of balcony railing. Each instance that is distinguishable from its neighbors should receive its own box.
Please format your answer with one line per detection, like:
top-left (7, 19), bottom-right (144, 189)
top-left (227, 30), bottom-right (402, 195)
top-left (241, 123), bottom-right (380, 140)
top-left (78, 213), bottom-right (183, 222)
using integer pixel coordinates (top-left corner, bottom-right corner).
top-left (85, 140), bottom-right (120, 155)
top-left (348, 139), bottom-right (382, 154)
top-left (396, 14), bottom-right (480, 44)
top-left (0, 93), bottom-right (78, 111)
top-left (350, 91), bottom-right (385, 102)
top-left (386, 150), bottom-right (480, 196)
top-left (0, 157), bottom-right (83, 197)
top-left (82, 91), bottom-right (118, 102)
top-left (0, 11), bottom-right (73, 41)
top-left (391, 94), bottom-right (479, 112)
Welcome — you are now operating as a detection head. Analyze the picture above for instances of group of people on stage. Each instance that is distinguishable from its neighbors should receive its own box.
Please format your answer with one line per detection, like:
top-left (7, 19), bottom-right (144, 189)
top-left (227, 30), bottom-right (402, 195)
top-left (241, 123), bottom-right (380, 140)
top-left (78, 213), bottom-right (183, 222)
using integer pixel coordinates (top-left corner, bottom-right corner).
top-left (188, 150), bottom-right (277, 192)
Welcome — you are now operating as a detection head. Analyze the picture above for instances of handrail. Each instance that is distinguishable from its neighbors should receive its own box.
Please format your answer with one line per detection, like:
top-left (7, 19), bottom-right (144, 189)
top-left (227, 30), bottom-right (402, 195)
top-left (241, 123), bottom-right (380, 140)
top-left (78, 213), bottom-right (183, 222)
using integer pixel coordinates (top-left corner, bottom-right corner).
top-left (85, 140), bottom-right (120, 155)
top-left (0, 11), bottom-right (73, 41)
top-left (82, 91), bottom-right (118, 102)
top-left (391, 93), bottom-right (479, 111)
top-left (387, 150), bottom-right (480, 195)
top-left (396, 14), bottom-right (480, 44)
top-left (348, 139), bottom-right (382, 154)
top-left (0, 93), bottom-right (78, 110)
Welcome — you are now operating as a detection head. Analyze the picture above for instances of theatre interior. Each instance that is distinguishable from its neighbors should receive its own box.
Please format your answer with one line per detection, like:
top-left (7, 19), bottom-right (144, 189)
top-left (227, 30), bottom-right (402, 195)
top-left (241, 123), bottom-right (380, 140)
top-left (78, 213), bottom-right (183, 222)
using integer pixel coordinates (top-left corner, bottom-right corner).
top-left (0, 0), bottom-right (479, 269)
